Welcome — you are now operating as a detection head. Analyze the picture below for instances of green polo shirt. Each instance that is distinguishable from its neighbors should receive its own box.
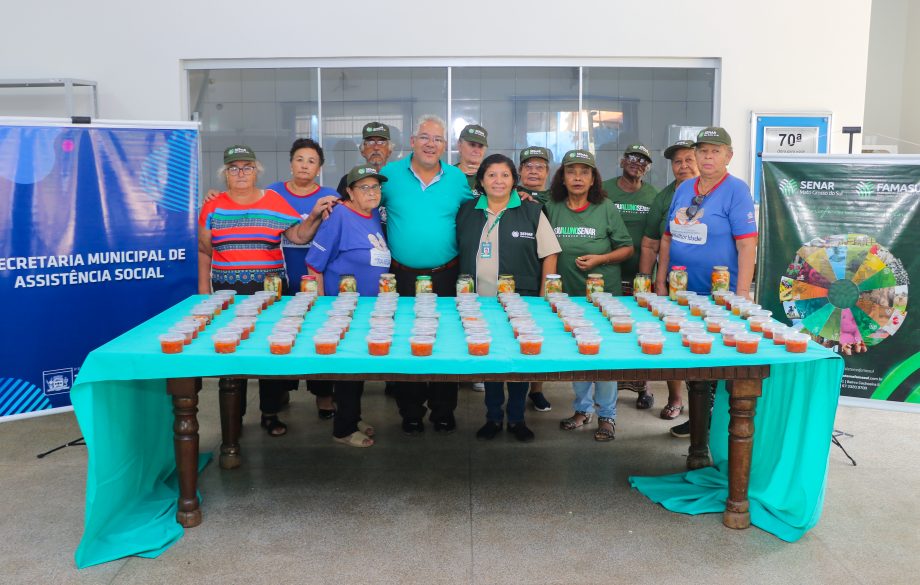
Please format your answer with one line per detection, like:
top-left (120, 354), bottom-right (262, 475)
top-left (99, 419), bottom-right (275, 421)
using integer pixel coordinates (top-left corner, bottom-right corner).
top-left (602, 177), bottom-right (658, 282)
top-left (516, 186), bottom-right (551, 205)
top-left (543, 198), bottom-right (633, 296)
top-left (644, 180), bottom-right (679, 241)
top-left (381, 155), bottom-right (474, 268)
top-left (454, 163), bottom-right (478, 190)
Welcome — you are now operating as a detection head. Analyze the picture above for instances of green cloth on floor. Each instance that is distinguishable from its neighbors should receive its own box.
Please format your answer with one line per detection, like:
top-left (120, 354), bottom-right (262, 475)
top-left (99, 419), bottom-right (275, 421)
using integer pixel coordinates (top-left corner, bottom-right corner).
top-left (71, 294), bottom-right (841, 567)
top-left (629, 357), bottom-right (843, 542)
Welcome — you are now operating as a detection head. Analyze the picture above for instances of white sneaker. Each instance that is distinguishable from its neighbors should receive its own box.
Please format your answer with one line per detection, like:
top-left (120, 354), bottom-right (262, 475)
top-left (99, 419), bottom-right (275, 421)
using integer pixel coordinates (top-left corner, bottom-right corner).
top-left (472, 382), bottom-right (485, 392)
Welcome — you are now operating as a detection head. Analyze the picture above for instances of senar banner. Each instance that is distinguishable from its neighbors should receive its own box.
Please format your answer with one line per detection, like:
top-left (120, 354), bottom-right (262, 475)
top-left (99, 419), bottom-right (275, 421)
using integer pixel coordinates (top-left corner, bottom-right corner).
top-left (759, 154), bottom-right (920, 405)
top-left (0, 118), bottom-right (199, 420)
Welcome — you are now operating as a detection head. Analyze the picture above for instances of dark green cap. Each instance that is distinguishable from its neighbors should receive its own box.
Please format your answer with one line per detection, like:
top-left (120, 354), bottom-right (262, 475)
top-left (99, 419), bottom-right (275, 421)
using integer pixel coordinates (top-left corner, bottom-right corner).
top-left (519, 146), bottom-right (552, 164)
top-left (624, 143), bottom-right (652, 162)
top-left (695, 126), bottom-right (732, 147)
top-left (663, 140), bottom-right (696, 160)
top-left (460, 124), bottom-right (488, 146)
top-left (346, 165), bottom-right (388, 187)
top-left (223, 145), bottom-right (257, 164)
top-left (562, 149), bottom-right (596, 168)
top-left (362, 122), bottom-right (390, 140)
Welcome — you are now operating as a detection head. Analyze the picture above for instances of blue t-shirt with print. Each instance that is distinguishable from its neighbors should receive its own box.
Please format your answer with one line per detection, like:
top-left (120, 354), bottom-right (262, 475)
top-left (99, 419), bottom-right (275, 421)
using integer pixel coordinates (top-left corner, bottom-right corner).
top-left (266, 181), bottom-right (341, 288)
top-left (305, 204), bottom-right (391, 297)
top-left (665, 174), bottom-right (757, 294)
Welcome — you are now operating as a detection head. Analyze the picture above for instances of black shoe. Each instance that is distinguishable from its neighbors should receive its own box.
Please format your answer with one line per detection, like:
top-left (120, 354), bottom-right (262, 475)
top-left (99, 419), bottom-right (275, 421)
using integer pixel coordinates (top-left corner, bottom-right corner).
top-left (433, 418), bottom-right (457, 434)
top-left (507, 422), bottom-right (535, 443)
top-left (402, 419), bottom-right (424, 436)
top-left (636, 390), bottom-right (654, 410)
top-left (670, 420), bottom-right (691, 438)
top-left (317, 408), bottom-right (336, 420)
top-left (529, 392), bottom-right (552, 412)
top-left (476, 421), bottom-right (502, 440)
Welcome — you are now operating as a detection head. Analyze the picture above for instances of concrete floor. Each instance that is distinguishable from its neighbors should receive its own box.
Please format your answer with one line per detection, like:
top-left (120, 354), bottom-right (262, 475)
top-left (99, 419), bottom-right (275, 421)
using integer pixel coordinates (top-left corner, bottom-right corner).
top-left (1, 380), bottom-right (917, 585)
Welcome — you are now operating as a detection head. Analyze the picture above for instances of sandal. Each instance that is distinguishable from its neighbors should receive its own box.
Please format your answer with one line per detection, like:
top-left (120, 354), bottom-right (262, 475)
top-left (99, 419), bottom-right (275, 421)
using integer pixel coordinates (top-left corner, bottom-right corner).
top-left (560, 411), bottom-right (593, 431)
top-left (660, 403), bottom-right (684, 420)
top-left (594, 417), bottom-right (616, 442)
top-left (333, 431), bottom-right (374, 448)
top-left (357, 421), bottom-right (375, 438)
top-left (260, 415), bottom-right (287, 437)
top-left (636, 390), bottom-right (654, 410)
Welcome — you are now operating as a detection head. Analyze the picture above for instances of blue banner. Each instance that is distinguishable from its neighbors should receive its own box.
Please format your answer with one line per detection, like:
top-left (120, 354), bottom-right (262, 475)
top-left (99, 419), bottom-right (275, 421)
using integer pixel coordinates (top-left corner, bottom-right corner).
top-left (0, 119), bottom-right (199, 420)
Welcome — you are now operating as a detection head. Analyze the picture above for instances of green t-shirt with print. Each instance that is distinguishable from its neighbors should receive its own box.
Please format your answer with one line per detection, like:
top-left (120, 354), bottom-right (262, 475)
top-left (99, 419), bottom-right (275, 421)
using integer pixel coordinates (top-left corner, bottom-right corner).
top-left (543, 198), bottom-right (633, 296)
top-left (602, 177), bottom-right (658, 283)
top-left (644, 180), bottom-right (678, 240)
top-left (454, 163), bottom-right (478, 190)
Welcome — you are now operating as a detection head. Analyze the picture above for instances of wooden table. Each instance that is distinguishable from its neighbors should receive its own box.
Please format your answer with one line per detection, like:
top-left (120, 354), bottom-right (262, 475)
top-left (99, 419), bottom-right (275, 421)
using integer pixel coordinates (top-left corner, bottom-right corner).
top-left (167, 364), bottom-right (769, 531)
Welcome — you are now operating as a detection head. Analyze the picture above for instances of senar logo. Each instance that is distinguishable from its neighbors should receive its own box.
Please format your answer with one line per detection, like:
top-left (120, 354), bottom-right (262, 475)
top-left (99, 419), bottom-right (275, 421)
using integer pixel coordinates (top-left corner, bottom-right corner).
top-left (855, 181), bottom-right (875, 198)
top-left (778, 178), bottom-right (798, 197)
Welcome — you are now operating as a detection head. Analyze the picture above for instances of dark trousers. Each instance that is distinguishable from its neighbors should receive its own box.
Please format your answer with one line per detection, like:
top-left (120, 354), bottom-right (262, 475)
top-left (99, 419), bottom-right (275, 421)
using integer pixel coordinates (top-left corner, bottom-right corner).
top-left (392, 259), bottom-right (460, 423)
top-left (308, 380), bottom-right (334, 398)
top-left (484, 382), bottom-right (529, 424)
top-left (332, 381), bottom-right (364, 438)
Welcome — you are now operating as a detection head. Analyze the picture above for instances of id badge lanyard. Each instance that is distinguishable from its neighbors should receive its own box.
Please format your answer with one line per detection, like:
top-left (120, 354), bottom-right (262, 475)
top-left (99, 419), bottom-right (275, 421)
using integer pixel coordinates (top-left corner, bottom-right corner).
top-left (480, 209), bottom-right (505, 259)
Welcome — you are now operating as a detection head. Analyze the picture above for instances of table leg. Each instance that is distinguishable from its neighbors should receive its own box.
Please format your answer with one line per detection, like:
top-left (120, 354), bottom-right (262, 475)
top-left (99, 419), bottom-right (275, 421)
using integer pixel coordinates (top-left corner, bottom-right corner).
top-left (724, 378), bottom-right (762, 529)
top-left (218, 378), bottom-right (243, 469)
top-left (167, 378), bottom-right (202, 528)
top-left (686, 381), bottom-right (713, 470)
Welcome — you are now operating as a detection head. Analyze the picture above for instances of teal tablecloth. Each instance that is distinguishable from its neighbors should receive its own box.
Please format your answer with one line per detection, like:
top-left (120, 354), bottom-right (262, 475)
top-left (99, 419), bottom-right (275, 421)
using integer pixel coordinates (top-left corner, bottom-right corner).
top-left (71, 295), bottom-right (842, 567)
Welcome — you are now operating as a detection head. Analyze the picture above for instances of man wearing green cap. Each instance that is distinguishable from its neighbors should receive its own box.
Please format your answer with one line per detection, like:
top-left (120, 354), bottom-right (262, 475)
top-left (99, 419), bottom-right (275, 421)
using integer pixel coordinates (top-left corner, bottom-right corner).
top-left (516, 146), bottom-right (552, 204)
top-left (336, 122), bottom-right (393, 197)
top-left (455, 124), bottom-right (488, 190)
top-left (602, 144), bottom-right (659, 409)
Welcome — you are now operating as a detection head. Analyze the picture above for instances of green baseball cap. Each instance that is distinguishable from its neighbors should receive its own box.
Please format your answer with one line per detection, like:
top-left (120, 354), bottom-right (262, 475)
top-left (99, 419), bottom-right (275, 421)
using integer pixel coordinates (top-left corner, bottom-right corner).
top-left (663, 139), bottom-right (696, 160)
top-left (223, 145), bottom-right (257, 164)
top-left (362, 122), bottom-right (390, 140)
top-left (695, 126), bottom-right (732, 147)
top-left (562, 149), bottom-right (596, 168)
top-left (346, 165), bottom-right (388, 187)
top-left (624, 143), bottom-right (652, 162)
top-left (519, 146), bottom-right (552, 165)
top-left (460, 124), bottom-right (488, 146)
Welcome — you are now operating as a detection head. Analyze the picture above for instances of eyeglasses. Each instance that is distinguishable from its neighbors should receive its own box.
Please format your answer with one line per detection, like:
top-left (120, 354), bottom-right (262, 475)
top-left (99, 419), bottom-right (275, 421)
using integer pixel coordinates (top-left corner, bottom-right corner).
top-left (624, 154), bottom-right (650, 166)
top-left (363, 139), bottom-right (388, 147)
top-left (523, 162), bottom-right (548, 171)
top-left (353, 184), bottom-right (382, 193)
top-left (415, 134), bottom-right (446, 145)
top-left (227, 165), bottom-right (256, 175)
top-left (685, 194), bottom-right (705, 221)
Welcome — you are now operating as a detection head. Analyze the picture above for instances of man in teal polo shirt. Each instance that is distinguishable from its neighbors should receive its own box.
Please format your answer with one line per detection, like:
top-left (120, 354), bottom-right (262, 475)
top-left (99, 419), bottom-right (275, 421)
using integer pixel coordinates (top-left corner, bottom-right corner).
top-left (601, 143), bottom-right (658, 409)
top-left (454, 123), bottom-right (488, 190)
top-left (380, 114), bottom-right (474, 435)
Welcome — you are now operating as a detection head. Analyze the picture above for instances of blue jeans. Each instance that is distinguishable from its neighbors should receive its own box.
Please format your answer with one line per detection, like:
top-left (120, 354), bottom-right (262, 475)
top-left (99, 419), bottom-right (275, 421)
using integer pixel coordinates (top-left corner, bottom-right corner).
top-left (572, 381), bottom-right (618, 419)
top-left (484, 382), bottom-right (529, 424)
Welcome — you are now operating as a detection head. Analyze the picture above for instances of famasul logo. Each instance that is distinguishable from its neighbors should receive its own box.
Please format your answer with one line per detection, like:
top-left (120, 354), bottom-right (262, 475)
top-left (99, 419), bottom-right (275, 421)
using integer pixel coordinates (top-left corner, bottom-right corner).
top-left (358, 168), bottom-right (366, 175)
top-left (778, 178), bottom-right (798, 196)
top-left (856, 181), bottom-right (875, 198)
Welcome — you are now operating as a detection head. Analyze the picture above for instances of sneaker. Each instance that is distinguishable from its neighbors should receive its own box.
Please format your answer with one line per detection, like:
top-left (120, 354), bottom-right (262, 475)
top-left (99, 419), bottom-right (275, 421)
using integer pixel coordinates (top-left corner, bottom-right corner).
top-left (472, 382), bottom-right (485, 392)
top-left (670, 420), bottom-right (691, 438)
top-left (529, 392), bottom-right (552, 412)
top-left (433, 417), bottom-right (457, 434)
top-left (507, 422), bottom-right (535, 443)
top-left (476, 421), bottom-right (502, 440)
top-left (401, 419), bottom-right (424, 436)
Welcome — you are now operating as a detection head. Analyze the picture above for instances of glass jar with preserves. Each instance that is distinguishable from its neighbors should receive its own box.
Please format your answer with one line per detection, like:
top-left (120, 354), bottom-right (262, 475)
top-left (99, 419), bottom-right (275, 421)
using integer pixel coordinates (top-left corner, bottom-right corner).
top-left (668, 266), bottom-right (688, 301)
top-left (338, 274), bottom-right (358, 294)
top-left (378, 273), bottom-right (397, 294)
top-left (544, 274), bottom-right (563, 297)
top-left (497, 274), bottom-right (516, 294)
top-left (415, 275), bottom-right (433, 294)
top-left (711, 266), bottom-right (730, 293)
top-left (456, 274), bottom-right (475, 295)
top-left (632, 273), bottom-right (652, 298)
top-left (300, 275), bottom-right (319, 294)
top-left (586, 273), bottom-right (604, 301)
top-left (263, 273), bottom-right (283, 300)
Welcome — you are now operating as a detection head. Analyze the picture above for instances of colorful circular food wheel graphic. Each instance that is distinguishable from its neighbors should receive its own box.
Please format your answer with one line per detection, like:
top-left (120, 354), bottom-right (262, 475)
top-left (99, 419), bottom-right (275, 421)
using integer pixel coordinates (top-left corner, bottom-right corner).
top-left (779, 234), bottom-right (909, 354)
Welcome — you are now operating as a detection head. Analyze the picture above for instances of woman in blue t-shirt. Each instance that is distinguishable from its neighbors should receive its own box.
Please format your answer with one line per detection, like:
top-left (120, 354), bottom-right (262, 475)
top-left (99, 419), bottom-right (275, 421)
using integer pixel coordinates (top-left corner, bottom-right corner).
top-left (306, 166), bottom-right (392, 447)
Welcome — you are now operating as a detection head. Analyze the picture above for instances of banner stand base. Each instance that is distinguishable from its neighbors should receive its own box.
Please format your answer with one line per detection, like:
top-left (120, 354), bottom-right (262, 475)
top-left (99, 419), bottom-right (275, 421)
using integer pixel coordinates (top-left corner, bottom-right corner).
top-left (36, 436), bottom-right (85, 459)
top-left (831, 430), bottom-right (856, 466)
